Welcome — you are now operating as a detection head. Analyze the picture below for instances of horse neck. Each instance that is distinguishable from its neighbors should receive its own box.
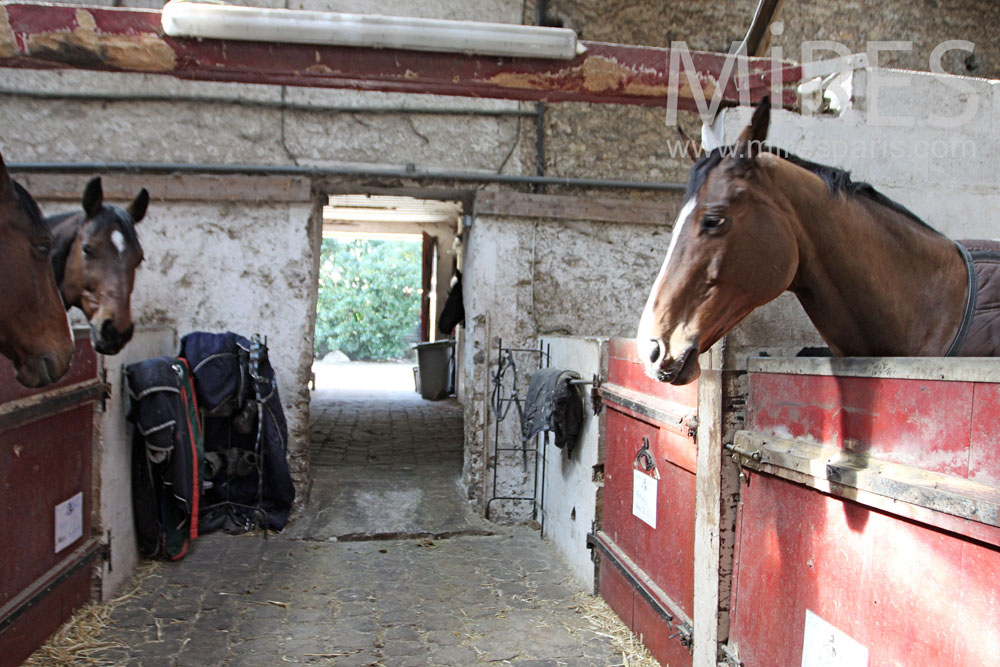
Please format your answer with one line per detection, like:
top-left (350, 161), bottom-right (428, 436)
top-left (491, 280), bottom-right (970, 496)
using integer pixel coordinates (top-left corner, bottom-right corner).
top-left (774, 164), bottom-right (967, 356)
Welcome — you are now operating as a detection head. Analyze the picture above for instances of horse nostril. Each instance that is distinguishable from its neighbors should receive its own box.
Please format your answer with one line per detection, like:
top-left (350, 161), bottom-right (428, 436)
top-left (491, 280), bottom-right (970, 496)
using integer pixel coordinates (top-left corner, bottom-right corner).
top-left (647, 339), bottom-right (663, 364)
top-left (100, 319), bottom-right (116, 340)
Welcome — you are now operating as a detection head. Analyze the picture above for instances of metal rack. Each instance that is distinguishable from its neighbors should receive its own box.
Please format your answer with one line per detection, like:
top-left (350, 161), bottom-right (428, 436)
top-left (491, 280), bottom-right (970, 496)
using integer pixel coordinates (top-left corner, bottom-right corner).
top-left (485, 338), bottom-right (550, 529)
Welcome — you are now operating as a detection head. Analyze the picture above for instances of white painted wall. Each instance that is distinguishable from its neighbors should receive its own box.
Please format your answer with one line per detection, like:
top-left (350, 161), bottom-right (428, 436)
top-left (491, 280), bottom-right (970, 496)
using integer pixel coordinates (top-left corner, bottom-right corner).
top-left (95, 326), bottom-right (177, 598)
top-left (537, 335), bottom-right (605, 590)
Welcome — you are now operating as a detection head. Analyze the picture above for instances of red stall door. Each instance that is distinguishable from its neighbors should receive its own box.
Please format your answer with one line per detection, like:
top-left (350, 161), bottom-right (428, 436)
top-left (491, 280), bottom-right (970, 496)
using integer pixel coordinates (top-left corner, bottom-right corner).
top-left (0, 333), bottom-right (104, 667)
top-left (592, 338), bottom-right (699, 666)
top-left (727, 358), bottom-right (1000, 667)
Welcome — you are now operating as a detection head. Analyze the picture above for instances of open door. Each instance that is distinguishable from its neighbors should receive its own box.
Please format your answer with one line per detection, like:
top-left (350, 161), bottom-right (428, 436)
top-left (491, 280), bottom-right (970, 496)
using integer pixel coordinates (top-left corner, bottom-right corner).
top-left (420, 232), bottom-right (438, 342)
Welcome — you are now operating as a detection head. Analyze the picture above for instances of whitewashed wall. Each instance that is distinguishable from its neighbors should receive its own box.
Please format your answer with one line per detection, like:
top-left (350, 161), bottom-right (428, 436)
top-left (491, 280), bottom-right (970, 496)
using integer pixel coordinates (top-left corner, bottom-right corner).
top-left (95, 325), bottom-right (177, 599)
top-left (537, 335), bottom-right (605, 590)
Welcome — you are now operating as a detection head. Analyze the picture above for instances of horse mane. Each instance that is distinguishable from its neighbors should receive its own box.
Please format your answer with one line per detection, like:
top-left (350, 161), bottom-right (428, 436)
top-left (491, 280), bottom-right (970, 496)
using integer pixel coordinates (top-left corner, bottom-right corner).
top-left (11, 180), bottom-right (46, 233)
top-left (687, 145), bottom-right (936, 232)
top-left (762, 146), bottom-right (934, 231)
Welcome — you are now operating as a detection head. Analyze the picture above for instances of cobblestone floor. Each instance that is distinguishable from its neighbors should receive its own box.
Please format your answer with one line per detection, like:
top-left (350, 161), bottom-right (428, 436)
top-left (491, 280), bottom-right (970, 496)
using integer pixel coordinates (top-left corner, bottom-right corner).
top-left (82, 365), bottom-right (625, 666)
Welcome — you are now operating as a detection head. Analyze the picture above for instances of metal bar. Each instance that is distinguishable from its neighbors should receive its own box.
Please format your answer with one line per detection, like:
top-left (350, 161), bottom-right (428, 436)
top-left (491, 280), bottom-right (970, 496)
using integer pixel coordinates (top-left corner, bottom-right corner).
top-left (8, 161), bottom-right (685, 192)
top-left (747, 356), bottom-right (1000, 382)
top-left (0, 3), bottom-right (801, 109)
top-left (587, 531), bottom-right (676, 625)
top-left (0, 88), bottom-right (536, 116)
top-left (599, 382), bottom-right (696, 436)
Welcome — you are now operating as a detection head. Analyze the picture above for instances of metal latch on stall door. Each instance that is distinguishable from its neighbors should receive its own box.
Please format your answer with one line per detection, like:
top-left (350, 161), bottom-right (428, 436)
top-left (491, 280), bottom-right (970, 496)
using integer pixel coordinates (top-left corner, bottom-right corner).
top-left (634, 436), bottom-right (660, 479)
top-left (720, 642), bottom-right (743, 666)
top-left (669, 620), bottom-right (693, 648)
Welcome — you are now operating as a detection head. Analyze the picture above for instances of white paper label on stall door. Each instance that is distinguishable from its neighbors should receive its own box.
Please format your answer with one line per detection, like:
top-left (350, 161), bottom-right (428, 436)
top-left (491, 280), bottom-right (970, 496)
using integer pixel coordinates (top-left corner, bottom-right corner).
top-left (55, 491), bottom-right (84, 553)
top-left (802, 609), bottom-right (869, 667)
top-left (632, 469), bottom-right (657, 528)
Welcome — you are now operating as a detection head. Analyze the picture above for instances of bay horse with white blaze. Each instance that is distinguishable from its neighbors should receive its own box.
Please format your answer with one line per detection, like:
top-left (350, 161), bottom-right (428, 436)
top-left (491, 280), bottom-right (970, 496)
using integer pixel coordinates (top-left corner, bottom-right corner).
top-left (47, 177), bottom-right (147, 355)
top-left (0, 150), bottom-right (75, 386)
top-left (638, 96), bottom-right (1000, 385)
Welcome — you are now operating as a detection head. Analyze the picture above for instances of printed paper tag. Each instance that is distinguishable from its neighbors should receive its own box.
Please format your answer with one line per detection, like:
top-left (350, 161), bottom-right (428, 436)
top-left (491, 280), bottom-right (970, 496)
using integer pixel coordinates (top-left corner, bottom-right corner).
top-left (802, 609), bottom-right (869, 667)
top-left (55, 492), bottom-right (84, 553)
top-left (632, 469), bottom-right (657, 528)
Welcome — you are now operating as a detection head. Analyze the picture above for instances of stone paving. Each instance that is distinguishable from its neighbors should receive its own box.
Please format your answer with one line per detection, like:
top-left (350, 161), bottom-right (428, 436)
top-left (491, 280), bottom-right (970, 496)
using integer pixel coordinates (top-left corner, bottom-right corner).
top-left (81, 363), bottom-right (626, 666)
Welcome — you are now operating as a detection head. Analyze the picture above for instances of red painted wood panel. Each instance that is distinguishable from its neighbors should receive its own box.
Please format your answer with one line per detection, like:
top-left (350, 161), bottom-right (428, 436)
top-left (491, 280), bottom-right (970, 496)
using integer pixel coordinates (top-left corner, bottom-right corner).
top-left (608, 338), bottom-right (699, 406)
top-left (603, 407), bottom-right (644, 553)
top-left (731, 473), bottom-right (1000, 667)
top-left (634, 595), bottom-right (692, 667)
top-left (633, 438), bottom-right (696, 617)
top-left (0, 333), bottom-right (96, 404)
top-left (0, 403), bottom-right (94, 608)
top-left (748, 373), bottom-right (974, 477)
top-left (0, 563), bottom-right (92, 667)
top-left (598, 557), bottom-right (635, 632)
top-left (970, 382), bottom-right (1000, 487)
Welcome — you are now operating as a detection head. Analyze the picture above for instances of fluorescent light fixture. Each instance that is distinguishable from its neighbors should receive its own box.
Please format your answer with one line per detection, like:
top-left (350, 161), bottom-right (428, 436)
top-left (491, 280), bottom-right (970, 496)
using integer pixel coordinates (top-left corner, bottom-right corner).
top-left (161, 1), bottom-right (585, 60)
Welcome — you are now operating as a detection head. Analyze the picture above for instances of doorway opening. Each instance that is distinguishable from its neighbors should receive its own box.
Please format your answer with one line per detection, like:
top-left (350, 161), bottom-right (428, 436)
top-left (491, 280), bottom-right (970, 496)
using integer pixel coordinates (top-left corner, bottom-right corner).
top-left (312, 194), bottom-right (462, 395)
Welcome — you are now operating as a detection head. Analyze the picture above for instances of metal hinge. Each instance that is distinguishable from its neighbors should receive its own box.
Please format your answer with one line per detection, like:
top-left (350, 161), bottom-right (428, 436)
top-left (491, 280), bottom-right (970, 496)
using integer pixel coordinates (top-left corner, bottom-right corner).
top-left (589, 373), bottom-right (603, 415)
top-left (97, 368), bottom-right (112, 413)
top-left (101, 529), bottom-right (113, 572)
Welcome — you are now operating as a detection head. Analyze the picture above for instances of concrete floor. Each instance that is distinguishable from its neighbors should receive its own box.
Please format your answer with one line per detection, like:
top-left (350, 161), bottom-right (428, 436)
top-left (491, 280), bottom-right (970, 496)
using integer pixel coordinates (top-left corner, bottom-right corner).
top-left (81, 363), bottom-right (625, 666)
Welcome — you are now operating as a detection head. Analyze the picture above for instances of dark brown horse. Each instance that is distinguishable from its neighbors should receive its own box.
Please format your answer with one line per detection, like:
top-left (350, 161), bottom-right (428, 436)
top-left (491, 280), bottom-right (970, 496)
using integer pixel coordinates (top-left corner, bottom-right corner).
top-left (47, 177), bottom-right (147, 355)
top-left (638, 96), bottom-right (996, 385)
top-left (0, 151), bottom-right (75, 386)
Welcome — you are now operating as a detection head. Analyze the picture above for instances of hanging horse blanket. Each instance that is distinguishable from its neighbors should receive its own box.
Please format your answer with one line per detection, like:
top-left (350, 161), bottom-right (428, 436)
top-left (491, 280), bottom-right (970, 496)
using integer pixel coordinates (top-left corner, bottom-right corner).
top-left (180, 332), bottom-right (295, 534)
top-left (126, 357), bottom-right (204, 560)
top-left (953, 240), bottom-right (1000, 356)
top-left (521, 368), bottom-right (583, 454)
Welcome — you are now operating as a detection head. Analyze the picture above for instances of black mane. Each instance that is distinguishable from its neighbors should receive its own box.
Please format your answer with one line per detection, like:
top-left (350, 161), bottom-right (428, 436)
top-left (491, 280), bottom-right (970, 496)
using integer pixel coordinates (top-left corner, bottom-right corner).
top-left (686, 145), bottom-right (933, 231)
top-left (12, 180), bottom-right (46, 233)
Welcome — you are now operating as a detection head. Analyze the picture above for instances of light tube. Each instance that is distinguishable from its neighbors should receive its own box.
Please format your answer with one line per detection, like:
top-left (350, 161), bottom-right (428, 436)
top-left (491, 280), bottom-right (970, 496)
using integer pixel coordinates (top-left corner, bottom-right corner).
top-left (161, 1), bottom-right (584, 60)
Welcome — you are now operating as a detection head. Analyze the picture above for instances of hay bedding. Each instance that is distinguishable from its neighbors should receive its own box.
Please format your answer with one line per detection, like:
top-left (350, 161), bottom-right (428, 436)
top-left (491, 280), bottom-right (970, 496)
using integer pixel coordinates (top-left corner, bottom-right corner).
top-left (574, 592), bottom-right (660, 667)
top-left (24, 561), bottom-right (161, 666)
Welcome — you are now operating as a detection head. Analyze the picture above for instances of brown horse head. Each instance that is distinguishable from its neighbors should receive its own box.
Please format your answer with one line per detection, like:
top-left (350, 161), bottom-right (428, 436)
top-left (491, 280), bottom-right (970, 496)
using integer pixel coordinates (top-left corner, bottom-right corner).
top-left (49, 177), bottom-right (147, 355)
top-left (0, 152), bottom-right (75, 386)
top-left (637, 97), bottom-right (798, 384)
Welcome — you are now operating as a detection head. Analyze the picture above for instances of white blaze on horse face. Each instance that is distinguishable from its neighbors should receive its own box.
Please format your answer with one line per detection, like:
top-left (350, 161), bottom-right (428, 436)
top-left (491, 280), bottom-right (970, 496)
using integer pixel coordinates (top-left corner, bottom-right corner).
top-left (637, 197), bottom-right (698, 347)
top-left (111, 230), bottom-right (126, 255)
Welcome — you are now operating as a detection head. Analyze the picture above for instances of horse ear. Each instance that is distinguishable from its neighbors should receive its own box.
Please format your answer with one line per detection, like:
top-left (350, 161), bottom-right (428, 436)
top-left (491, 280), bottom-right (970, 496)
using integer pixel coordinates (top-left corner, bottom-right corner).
top-left (82, 177), bottom-right (103, 218)
top-left (676, 126), bottom-right (704, 162)
top-left (128, 188), bottom-right (149, 223)
top-left (734, 94), bottom-right (771, 166)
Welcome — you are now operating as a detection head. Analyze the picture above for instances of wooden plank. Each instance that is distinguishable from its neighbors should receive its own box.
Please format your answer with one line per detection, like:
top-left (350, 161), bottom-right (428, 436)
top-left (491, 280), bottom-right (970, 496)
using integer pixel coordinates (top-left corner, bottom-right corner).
top-left (475, 191), bottom-right (678, 225)
top-left (747, 355), bottom-right (1000, 382)
top-left (0, 3), bottom-right (801, 109)
top-left (12, 172), bottom-right (312, 203)
top-left (732, 430), bottom-right (1000, 530)
top-left (600, 384), bottom-right (697, 438)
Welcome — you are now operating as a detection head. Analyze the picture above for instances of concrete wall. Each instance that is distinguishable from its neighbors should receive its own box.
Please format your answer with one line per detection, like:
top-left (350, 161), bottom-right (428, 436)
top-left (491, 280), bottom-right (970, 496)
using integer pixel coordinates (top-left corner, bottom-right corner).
top-left (95, 325), bottom-right (177, 598)
top-left (537, 335), bottom-right (605, 590)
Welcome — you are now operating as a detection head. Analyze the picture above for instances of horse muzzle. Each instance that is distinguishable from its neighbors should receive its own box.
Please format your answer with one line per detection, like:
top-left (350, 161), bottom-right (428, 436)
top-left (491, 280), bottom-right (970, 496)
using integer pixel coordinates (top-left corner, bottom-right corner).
top-left (92, 320), bottom-right (134, 355)
top-left (15, 353), bottom-right (67, 388)
top-left (641, 340), bottom-right (701, 385)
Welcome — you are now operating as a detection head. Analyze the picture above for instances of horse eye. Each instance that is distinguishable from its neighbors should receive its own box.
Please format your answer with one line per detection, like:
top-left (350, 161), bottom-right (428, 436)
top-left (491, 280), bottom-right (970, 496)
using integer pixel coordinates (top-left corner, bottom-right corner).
top-left (82, 244), bottom-right (96, 258)
top-left (35, 242), bottom-right (52, 256)
top-left (700, 215), bottom-right (728, 231)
